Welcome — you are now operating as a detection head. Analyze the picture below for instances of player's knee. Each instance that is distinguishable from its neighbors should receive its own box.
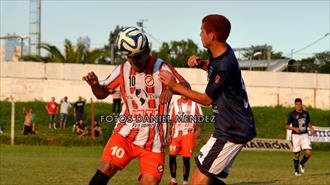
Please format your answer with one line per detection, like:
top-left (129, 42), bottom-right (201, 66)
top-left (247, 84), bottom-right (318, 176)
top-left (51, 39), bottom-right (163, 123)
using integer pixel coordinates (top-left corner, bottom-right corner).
top-left (98, 160), bottom-right (120, 177)
top-left (139, 174), bottom-right (159, 185)
top-left (305, 150), bottom-right (312, 157)
top-left (183, 157), bottom-right (190, 166)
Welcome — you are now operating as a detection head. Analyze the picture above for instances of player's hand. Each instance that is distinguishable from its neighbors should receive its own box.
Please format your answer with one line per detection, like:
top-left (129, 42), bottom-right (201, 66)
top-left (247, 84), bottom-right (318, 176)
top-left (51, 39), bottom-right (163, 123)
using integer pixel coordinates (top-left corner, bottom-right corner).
top-left (83, 72), bottom-right (99, 87)
top-left (159, 71), bottom-right (177, 90)
top-left (310, 127), bottom-right (315, 136)
top-left (159, 89), bottom-right (173, 104)
top-left (166, 135), bottom-right (172, 143)
top-left (188, 55), bottom-right (201, 68)
top-left (293, 128), bottom-right (301, 133)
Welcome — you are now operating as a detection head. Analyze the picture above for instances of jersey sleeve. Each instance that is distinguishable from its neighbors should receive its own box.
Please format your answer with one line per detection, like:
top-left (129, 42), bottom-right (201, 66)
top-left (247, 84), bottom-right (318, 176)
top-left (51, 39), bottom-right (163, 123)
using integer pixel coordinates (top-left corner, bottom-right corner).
top-left (99, 65), bottom-right (121, 93)
top-left (205, 63), bottom-right (230, 100)
top-left (161, 63), bottom-right (189, 84)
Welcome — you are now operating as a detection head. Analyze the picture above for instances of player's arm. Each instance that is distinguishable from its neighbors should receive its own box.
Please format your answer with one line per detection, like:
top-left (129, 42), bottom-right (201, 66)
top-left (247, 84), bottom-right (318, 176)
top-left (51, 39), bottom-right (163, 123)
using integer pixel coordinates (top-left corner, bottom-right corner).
top-left (83, 72), bottom-right (109, 99)
top-left (188, 55), bottom-right (209, 71)
top-left (45, 104), bottom-right (49, 113)
top-left (159, 70), bottom-right (212, 106)
top-left (306, 112), bottom-right (315, 135)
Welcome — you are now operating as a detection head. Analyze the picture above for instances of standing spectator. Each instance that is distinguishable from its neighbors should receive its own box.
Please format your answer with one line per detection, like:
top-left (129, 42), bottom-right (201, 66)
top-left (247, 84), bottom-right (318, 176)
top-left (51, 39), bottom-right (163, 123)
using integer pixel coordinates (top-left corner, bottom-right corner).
top-left (74, 96), bottom-right (86, 125)
top-left (45, 97), bottom-right (58, 129)
top-left (23, 107), bottom-right (35, 135)
top-left (60, 96), bottom-right (72, 129)
top-left (31, 108), bottom-right (37, 133)
top-left (75, 119), bottom-right (89, 136)
top-left (112, 91), bottom-right (121, 115)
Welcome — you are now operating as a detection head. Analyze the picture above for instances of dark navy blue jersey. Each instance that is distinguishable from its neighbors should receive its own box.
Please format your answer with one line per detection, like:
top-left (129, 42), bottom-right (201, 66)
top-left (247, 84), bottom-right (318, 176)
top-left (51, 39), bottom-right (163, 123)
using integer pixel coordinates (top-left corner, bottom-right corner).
top-left (287, 110), bottom-right (310, 134)
top-left (205, 44), bottom-right (256, 144)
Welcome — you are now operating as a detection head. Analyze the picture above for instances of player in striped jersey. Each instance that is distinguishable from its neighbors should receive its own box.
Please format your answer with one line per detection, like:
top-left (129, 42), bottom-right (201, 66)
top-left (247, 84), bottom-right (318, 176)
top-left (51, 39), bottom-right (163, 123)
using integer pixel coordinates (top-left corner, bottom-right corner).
top-left (85, 27), bottom-right (190, 185)
top-left (167, 96), bottom-right (203, 185)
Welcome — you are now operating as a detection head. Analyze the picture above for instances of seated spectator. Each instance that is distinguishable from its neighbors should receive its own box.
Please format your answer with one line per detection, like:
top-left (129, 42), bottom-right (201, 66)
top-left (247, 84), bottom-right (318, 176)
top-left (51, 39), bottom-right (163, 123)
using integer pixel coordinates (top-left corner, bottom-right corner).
top-left (94, 120), bottom-right (102, 137)
top-left (23, 107), bottom-right (35, 135)
top-left (0, 126), bottom-right (3, 134)
top-left (75, 119), bottom-right (88, 136)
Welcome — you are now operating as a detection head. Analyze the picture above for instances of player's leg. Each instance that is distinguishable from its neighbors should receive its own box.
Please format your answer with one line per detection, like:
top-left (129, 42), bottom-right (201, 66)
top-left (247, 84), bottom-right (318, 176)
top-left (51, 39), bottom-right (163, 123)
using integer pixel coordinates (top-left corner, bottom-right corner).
top-left (299, 134), bottom-right (313, 173)
top-left (192, 136), bottom-right (243, 185)
top-left (63, 114), bottom-right (67, 129)
top-left (169, 155), bottom-right (177, 184)
top-left (48, 114), bottom-right (52, 128)
top-left (292, 134), bottom-right (302, 176)
top-left (52, 115), bottom-right (57, 129)
top-left (89, 160), bottom-right (120, 185)
top-left (169, 136), bottom-right (181, 185)
top-left (182, 157), bottom-right (190, 185)
top-left (181, 133), bottom-right (194, 185)
top-left (138, 148), bottom-right (165, 185)
top-left (90, 133), bottom-right (133, 185)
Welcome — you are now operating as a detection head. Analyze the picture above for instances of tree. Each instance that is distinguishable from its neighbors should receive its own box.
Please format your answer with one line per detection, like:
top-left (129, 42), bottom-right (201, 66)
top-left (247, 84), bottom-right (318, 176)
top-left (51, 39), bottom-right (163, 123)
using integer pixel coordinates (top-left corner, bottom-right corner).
top-left (21, 39), bottom-right (106, 64)
top-left (152, 39), bottom-right (206, 67)
top-left (315, 51), bottom-right (330, 74)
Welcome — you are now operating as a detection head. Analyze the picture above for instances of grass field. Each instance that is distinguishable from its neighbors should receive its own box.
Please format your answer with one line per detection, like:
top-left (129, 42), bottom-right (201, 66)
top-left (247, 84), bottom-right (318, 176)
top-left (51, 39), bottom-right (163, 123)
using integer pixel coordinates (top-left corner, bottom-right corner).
top-left (1, 145), bottom-right (329, 185)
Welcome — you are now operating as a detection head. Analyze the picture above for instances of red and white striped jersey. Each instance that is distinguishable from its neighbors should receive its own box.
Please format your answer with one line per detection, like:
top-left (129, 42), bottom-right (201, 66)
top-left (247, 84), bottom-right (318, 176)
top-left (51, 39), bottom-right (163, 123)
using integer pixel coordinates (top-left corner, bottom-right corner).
top-left (99, 56), bottom-right (188, 152)
top-left (169, 97), bottom-right (203, 138)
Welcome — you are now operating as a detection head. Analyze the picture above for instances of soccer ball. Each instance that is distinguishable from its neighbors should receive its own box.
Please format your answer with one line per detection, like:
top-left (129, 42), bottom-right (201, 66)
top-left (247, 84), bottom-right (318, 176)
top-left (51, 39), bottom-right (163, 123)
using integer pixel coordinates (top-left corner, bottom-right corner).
top-left (116, 27), bottom-right (148, 56)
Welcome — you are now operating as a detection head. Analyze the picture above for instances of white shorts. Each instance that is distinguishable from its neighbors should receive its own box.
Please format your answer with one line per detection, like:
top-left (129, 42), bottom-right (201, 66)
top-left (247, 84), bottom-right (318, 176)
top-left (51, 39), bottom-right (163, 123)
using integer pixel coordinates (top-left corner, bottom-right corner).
top-left (291, 133), bottom-right (312, 153)
top-left (195, 136), bottom-right (243, 178)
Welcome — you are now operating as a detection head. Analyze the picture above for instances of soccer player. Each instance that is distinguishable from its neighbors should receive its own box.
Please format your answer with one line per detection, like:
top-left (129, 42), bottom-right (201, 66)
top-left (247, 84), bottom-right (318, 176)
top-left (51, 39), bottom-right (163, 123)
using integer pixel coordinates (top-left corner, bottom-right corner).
top-left (286, 98), bottom-right (315, 176)
top-left (159, 14), bottom-right (256, 185)
top-left (167, 96), bottom-right (203, 185)
top-left (45, 97), bottom-right (58, 129)
top-left (84, 27), bottom-right (190, 185)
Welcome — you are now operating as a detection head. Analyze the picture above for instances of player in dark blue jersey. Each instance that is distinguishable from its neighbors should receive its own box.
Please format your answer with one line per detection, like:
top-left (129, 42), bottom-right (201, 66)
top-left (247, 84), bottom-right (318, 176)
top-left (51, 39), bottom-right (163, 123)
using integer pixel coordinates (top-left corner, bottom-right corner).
top-left (286, 98), bottom-right (315, 176)
top-left (159, 14), bottom-right (256, 185)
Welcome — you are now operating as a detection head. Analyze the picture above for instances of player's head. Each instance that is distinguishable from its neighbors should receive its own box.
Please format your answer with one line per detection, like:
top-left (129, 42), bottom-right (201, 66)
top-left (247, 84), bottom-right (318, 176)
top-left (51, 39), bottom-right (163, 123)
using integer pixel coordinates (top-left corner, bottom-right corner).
top-left (51, 97), bottom-right (55, 102)
top-left (29, 107), bottom-right (33, 112)
top-left (201, 14), bottom-right (231, 48)
top-left (116, 27), bottom-right (150, 72)
top-left (294, 98), bottom-right (303, 111)
top-left (64, 96), bottom-right (68, 102)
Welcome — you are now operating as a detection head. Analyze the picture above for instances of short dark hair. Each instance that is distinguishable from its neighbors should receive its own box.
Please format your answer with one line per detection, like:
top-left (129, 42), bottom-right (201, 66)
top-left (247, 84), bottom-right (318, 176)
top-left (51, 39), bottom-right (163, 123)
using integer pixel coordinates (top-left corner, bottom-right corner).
top-left (202, 14), bottom-right (231, 42)
top-left (294, 98), bottom-right (302, 103)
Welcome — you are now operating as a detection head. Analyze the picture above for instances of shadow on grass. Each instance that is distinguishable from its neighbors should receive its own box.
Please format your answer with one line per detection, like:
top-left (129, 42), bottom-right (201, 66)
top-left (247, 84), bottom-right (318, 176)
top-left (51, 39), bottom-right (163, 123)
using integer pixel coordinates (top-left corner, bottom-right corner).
top-left (229, 180), bottom-right (278, 185)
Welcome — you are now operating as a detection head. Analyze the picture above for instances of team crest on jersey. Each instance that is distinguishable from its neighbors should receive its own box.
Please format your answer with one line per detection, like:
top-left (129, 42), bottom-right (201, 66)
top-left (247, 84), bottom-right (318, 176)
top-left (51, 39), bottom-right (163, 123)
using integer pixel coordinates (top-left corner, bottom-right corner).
top-left (145, 75), bottom-right (154, 87)
top-left (214, 75), bottom-right (221, 84)
top-left (157, 164), bottom-right (164, 173)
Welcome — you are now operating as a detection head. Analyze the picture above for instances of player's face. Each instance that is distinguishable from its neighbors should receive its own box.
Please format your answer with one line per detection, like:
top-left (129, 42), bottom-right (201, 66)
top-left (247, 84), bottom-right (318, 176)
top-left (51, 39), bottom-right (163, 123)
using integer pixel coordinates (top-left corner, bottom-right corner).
top-left (127, 52), bottom-right (149, 73)
top-left (200, 23), bottom-right (212, 48)
top-left (295, 102), bottom-right (302, 112)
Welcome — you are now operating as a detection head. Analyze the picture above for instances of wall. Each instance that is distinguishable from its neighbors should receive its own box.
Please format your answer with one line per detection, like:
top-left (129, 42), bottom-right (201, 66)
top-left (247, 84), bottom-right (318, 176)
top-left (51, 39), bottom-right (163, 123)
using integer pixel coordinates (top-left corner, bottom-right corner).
top-left (1, 61), bottom-right (329, 109)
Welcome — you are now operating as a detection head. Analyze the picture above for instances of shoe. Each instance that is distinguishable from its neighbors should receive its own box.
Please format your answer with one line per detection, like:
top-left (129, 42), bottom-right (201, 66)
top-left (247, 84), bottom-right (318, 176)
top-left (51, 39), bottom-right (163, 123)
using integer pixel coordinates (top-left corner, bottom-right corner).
top-left (295, 172), bottom-right (301, 176)
top-left (168, 181), bottom-right (177, 185)
top-left (299, 164), bottom-right (305, 174)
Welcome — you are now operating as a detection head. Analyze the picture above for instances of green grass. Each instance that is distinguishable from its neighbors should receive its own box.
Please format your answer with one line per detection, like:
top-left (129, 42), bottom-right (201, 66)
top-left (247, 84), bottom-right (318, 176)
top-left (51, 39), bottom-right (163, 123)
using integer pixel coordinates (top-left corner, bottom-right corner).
top-left (0, 145), bottom-right (329, 185)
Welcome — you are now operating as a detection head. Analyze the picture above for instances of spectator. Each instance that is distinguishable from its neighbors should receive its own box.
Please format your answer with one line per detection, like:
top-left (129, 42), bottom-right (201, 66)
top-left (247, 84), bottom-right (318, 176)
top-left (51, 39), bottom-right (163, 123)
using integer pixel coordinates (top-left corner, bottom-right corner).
top-left (60, 96), bottom-right (72, 129)
top-left (75, 119), bottom-right (88, 136)
top-left (112, 91), bottom-right (121, 115)
top-left (45, 97), bottom-right (58, 129)
top-left (0, 126), bottom-right (4, 134)
top-left (94, 120), bottom-right (102, 137)
top-left (23, 107), bottom-right (35, 135)
top-left (74, 96), bottom-right (86, 125)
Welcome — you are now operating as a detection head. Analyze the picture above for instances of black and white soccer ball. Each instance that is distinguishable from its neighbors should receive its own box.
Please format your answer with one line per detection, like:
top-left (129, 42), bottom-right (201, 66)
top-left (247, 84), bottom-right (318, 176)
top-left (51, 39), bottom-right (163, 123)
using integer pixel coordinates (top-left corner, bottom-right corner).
top-left (116, 27), bottom-right (149, 56)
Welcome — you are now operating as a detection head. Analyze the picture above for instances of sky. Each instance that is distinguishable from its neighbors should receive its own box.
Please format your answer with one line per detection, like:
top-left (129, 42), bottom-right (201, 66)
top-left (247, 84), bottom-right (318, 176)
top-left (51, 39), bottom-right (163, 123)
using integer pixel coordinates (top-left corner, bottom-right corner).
top-left (1, 0), bottom-right (329, 59)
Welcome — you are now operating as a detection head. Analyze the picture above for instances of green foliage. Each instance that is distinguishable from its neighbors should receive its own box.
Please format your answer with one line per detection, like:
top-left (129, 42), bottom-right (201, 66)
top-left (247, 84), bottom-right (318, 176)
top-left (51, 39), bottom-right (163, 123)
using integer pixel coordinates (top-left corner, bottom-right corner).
top-left (152, 39), bottom-right (207, 67)
top-left (21, 39), bottom-right (107, 64)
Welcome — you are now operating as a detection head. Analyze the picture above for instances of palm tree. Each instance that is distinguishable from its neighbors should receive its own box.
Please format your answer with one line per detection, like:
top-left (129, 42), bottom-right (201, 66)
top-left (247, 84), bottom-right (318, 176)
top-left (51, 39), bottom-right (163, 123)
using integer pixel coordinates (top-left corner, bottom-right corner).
top-left (21, 39), bottom-right (106, 64)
